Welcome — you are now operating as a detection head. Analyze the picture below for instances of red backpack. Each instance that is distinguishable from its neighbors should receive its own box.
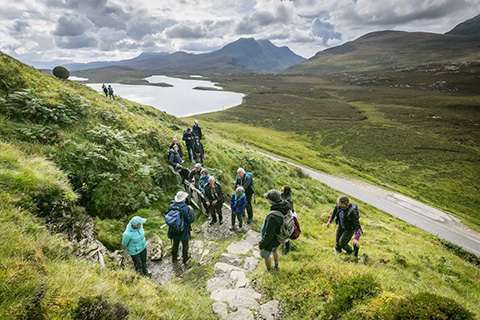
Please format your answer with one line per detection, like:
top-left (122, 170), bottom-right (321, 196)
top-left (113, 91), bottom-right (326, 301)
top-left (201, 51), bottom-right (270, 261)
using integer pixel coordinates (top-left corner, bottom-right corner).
top-left (290, 216), bottom-right (301, 240)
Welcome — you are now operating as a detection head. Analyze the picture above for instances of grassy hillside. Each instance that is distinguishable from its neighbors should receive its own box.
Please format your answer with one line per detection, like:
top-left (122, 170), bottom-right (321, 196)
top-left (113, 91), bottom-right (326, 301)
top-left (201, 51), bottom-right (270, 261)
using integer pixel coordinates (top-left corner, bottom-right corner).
top-left (195, 70), bottom-right (480, 233)
top-left (1, 52), bottom-right (479, 319)
top-left (285, 31), bottom-right (480, 74)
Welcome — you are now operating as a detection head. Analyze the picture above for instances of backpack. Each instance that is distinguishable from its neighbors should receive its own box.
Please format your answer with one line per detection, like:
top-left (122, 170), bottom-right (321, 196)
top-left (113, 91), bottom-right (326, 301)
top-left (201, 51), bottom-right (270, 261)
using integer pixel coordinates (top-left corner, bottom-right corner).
top-left (290, 216), bottom-right (301, 240)
top-left (270, 210), bottom-right (295, 244)
top-left (165, 204), bottom-right (185, 236)
top-left (237, 172), bottom-right (254, 190)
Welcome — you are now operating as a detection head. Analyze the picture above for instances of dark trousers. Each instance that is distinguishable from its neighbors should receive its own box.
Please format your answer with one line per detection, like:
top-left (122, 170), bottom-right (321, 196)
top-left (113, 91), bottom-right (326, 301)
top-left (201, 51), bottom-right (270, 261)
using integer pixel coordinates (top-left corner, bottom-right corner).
top-left (186, 144), bottom-right (194, 160)
top-left (335, 226), bottom-right (355, 254)
top-left (130, 247), bottom-right (148, 275)
top-left (195, 154), bottom-right (204, 165)
top-left (172, 239), bottom-right (189, 263)
top-left (209, 202), bottom-right (223, 222)
top-left (231, 212), bottom-right (244, 228)
top-left (245, 190), bottom-right (253, 221)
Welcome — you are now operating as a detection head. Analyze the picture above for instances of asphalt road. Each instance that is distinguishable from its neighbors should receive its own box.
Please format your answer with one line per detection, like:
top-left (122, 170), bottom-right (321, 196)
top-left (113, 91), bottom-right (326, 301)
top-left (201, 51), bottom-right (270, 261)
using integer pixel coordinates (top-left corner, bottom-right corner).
top-left (258, 151), bottom-right (480, 257)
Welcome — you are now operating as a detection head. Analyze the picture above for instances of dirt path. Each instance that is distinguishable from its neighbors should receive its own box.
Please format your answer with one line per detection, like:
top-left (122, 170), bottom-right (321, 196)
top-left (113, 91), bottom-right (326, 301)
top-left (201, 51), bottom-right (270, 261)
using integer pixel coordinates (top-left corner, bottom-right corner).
top-left (258, 151), bottom-right (480, 257)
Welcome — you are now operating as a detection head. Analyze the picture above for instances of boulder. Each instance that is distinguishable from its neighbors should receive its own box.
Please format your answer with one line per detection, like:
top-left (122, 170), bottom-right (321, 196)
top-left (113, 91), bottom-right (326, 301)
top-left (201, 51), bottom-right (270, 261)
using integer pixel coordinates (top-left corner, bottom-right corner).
top-left (243, 257), bottom-right (259, 271)
top-left (226, 240), bottom-right (253, 255)
top-left (211, 302), bottom-right (229, 319)
top-left (219, 253), bottom-right (243, 267)
top-left (213, 262), bottom-right (245, 277)
top-left (210, 288), bottom-right (261, 309)
top-left (226, 307), bottom-right (254, 320)
top-left (258, 300), bottom-right (281, 320)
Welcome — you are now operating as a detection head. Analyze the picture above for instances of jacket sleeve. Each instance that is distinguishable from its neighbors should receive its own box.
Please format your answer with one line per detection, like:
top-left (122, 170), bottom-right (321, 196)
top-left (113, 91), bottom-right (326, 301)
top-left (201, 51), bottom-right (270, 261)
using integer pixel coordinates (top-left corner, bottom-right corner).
top-left (217, 183), bottom-right (224, 202)
top-left (243, 176), bottom-right (252, 190)
top-left (259, 215), bottom-right (276, 250)
top-left (240, 196), bottom-right (247, 211)
top-left (182, 132), bottom-right (187, 142)
top-left (230, 194), bottom-right (235, 212)
top-left (184, 206), bottom-right (195, 224)
top-left (121, 232), bottom-right (130, 247)
top-left (328, 205), bottom-right (339, 224)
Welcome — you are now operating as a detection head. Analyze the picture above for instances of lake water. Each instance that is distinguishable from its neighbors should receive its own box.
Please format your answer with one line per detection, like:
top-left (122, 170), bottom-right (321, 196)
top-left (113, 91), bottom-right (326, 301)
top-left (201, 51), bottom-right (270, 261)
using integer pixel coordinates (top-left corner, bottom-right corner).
top-left (85, 75), bottom-right (244, 117)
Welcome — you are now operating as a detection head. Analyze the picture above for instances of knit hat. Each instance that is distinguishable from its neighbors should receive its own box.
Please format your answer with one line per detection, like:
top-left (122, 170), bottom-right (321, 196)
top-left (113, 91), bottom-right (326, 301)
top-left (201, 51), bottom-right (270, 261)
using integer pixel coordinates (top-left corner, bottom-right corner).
top-left (175, 191), bottom-right (188, 202)
top-left (264, 189), bottom-right (281, 203)
top-left (195, 163), bottom-right (202, 169)
top-left (130, 216), bottom-right (147, 226)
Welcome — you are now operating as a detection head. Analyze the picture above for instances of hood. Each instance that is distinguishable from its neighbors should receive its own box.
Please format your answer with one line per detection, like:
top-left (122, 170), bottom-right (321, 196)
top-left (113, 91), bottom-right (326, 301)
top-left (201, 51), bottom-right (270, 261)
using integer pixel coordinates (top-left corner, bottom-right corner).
top-left (270, 200), bottom-right (290, 215)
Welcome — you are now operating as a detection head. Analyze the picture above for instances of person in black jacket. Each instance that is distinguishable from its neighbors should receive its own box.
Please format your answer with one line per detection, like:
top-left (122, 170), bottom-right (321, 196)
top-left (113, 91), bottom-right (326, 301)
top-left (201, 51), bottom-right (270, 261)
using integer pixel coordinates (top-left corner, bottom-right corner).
top-left (204, 176), bottom-right (224, 225)
top-left (176, 164), bottom-right (190, 183)
top-left (192, 136), bottom-right (204, 165)
top-left (168, 145), bottom-right (183, 167)
top-left (234, 168), bottom-right (254, 224)
top-left (169, 138), bottom-right (183, 160)
top-left (326, 195), bottom-right (362, 256)
top-left (192, 120), bottom-right (202, 140)
top-left (182, 128), bottom-right (196, 161)
top-left (259, 189), bottom-right (289, 271)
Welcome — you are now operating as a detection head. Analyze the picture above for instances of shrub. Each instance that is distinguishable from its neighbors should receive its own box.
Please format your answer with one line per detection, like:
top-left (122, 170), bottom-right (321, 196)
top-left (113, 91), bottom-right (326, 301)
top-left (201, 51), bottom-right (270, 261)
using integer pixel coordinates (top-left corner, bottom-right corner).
top-left (387, 292), bottom-right (474, 320)
top-left (439, 239), bottom-right (480, 267)
top-left (52, 66), bottom-right (70, 80)
top-left (71, 295), bottom-right (129, 320)
top-left (322, 274), bottom-right (381, 319)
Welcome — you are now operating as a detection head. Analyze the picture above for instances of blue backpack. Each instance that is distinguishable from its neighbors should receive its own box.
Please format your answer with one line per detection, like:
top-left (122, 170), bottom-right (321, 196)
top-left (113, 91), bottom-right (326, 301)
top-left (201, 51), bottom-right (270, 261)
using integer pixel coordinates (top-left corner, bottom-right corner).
top-left (165, 204), bottom-right (185, 236)
top-left (237, 172), bottom-right (254, 190)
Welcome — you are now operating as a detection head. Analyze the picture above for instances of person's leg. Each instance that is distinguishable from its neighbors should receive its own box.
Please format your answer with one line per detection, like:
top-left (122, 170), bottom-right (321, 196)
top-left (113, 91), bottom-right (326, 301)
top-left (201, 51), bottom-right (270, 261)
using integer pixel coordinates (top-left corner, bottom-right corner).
top-left (264, 256), bottom-right (272, 270)
top-left (139, 247), bottom-right (148, 275)
top-left (182, 239), bottom-right (190, 264)
top-left (260, 249), bottom-right (272, 271)
top-left (171, 239), bottom-right (180, 262)
top-left (283, 240), bottom-right (290, 255)
top-left (245, 191), bottom-right (253, 223)
top-left (339, 229), bottom-right (355, 254)
top-left (238, 213), bottom-right (243, 228)
top-left (209, 205), bottom-right (217, 224)
top-left (217, 203), bottom-right (223, 224)
top-left (231, 212), bottom-right (236, 230)
top-left (130, 253), bottom-right (142, 274)
top-left (272, 247), bottom-right (280, 269)
top-left (335, 226), bottom-right (344, 253)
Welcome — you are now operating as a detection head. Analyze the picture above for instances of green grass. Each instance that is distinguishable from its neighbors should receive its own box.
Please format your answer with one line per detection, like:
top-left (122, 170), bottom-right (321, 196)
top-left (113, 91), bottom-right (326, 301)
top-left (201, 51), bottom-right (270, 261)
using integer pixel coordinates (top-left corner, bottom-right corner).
top-left (1, 51), bottom-right (480, 319)
top-left (194, 71), bottom-right (480, 232)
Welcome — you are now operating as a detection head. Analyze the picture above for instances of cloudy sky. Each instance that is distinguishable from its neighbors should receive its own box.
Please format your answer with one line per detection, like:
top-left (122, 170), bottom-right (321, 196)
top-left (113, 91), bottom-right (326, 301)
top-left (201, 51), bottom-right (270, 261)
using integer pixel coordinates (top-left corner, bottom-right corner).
top-left (1, 0), bottom-right (479, 66)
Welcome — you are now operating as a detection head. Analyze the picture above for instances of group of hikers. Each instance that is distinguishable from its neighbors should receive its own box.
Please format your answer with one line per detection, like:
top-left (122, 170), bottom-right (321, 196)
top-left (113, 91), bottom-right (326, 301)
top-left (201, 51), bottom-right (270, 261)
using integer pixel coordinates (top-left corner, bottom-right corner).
top-left (121, 122), bottom-right (362, 275)
top-left (168, 121), bottom-right (204, 167)
top-left (101, 84), bottom-right (115, 100)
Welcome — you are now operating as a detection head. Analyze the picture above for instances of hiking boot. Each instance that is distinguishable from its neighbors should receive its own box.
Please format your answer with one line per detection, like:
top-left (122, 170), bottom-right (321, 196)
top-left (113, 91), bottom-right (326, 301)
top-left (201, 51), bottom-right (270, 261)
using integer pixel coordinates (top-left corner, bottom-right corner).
top-left (353, 245), bottom-right (359, 257)
top-left (229, 226), bottom-right (236, 231)
top-left (272, 264), bottom-right (279, 271)
top-left (210, 220), bottom-right (216, 225)
top-left (219, 220), bottom-right (223, 225)
top-left (183, 255), bottom-right (191, 265)
top-left (247, 219), bottom-right (252, 224)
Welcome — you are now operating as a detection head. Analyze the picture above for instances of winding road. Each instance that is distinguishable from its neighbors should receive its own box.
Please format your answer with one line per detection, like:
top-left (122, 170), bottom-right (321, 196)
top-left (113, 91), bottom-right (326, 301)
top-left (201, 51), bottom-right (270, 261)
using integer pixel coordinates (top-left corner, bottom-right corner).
top-left (258, 151), bottom-right (480, 257)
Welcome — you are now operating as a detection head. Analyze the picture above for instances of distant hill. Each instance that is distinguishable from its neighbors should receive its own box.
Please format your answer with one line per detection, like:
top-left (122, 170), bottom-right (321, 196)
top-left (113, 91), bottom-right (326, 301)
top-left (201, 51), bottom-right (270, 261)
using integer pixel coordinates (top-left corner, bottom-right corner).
top-left (285, 30), bottom-right (480, 75)
top-left (65, 52), bottom-right (169, 71)
top-left (68, 38), bottom-right (305, 74)
top-left (446, 14), bottom-right (480, 35)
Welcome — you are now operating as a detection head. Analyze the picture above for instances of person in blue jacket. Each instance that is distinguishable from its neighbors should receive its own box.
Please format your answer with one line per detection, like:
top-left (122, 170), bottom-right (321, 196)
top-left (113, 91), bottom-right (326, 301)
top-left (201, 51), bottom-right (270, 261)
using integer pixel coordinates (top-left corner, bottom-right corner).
top-left (230, 186), bottom-right (246, 231)
top-left (122, 216), bottom-right (149, 275)
top-left (167, 191), bottom-right (195, 264)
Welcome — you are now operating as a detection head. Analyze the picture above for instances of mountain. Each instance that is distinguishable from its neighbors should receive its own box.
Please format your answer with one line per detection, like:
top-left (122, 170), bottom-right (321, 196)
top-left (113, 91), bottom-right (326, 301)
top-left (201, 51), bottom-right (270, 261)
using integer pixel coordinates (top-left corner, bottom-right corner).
top-left (446, 14), bottom-right (480, 35)
top-left (65, 52), bottom-right (169, 71)
top-left (285, 30), bottom-right (480, 75)
top-left (68, 38), bottom-right (305, 74)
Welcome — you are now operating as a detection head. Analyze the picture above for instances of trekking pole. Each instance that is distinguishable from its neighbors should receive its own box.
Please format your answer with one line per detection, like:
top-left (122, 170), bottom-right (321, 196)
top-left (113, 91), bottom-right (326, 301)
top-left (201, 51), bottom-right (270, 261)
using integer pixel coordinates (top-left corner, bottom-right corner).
top-left (160, 224), bottom-right (167, 229)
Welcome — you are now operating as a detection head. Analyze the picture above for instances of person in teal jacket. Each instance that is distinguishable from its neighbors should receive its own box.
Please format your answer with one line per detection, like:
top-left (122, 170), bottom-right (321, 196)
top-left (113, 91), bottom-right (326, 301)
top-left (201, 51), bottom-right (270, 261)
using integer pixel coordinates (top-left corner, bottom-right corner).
top-left (122, 216), bottom-right (149, 275)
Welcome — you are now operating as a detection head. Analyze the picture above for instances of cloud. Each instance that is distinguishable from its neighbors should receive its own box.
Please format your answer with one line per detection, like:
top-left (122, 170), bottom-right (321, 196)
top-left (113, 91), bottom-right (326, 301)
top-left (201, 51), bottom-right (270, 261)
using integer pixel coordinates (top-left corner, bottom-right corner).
top-left (55, 35), bottom-right (98, 49)
top-left (54, 14), bottom-right (94, 36)
top-left (164, 23), bottom-right (207, 39)
top-left (312, 18), bottom-right (342, 43)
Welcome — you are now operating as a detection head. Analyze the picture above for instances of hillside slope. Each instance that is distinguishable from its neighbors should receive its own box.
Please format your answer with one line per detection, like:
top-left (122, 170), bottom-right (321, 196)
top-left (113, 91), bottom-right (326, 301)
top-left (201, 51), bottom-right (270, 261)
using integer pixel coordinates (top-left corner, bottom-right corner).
top-left (1, 52), bottom-right (479, 319)
top-left (446, 13), bottom-right (480, 35)
top-left (285, 30), bottom-right (480, 74)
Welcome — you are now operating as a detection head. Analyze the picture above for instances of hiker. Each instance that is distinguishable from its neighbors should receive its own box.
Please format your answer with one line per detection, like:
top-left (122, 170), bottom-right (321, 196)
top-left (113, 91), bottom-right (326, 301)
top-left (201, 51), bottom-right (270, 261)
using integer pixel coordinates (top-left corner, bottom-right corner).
top-left (168, 145), bottom-right (183, 167)
top-left (326, 195), bottom-right (362, 257)
top-left (198, 168), bottom-right (209, 192)
top-left (204, 176), bottom-right (224, 225)
top-left (193, 136), bottom-right (205, 165)
top-left (102, 84), bottom-right (108, 97)
top-left (182, 127), bottom-right (195, 161)
top-left (192, 120), bottom-right (202, 140)
top-left (234, 168), bottom-right (254, 224)
top-left (281, 185), bottom-right (294, 255)
top-left (176, 164), bottom-right (190, 183)
top-left (121, 216), bottom-right (149, 276)
top-left (108, 85), bottom-right (115, 100)
top-left (259, 190), bottom-right (289, 271)
top-left (188, 163), bottom-right (202, 186)
top-left (169, 138), bottom-right (183, 160)
top-left (166, 191), bottom-right (195, 264)
top-left (230, 186), bottom-right (246, 231)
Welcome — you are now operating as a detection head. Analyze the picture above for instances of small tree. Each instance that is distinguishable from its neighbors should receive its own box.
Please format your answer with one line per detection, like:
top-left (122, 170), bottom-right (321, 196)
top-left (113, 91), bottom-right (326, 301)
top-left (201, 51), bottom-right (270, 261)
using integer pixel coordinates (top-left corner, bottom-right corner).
top-left (52, 66), bottom-right (70, 80)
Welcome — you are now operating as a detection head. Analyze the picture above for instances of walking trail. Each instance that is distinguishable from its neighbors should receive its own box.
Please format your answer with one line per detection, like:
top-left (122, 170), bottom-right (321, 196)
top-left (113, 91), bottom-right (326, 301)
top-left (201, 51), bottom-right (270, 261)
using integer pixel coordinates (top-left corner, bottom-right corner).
top-left (257, 151), bottom-right (480, 257)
